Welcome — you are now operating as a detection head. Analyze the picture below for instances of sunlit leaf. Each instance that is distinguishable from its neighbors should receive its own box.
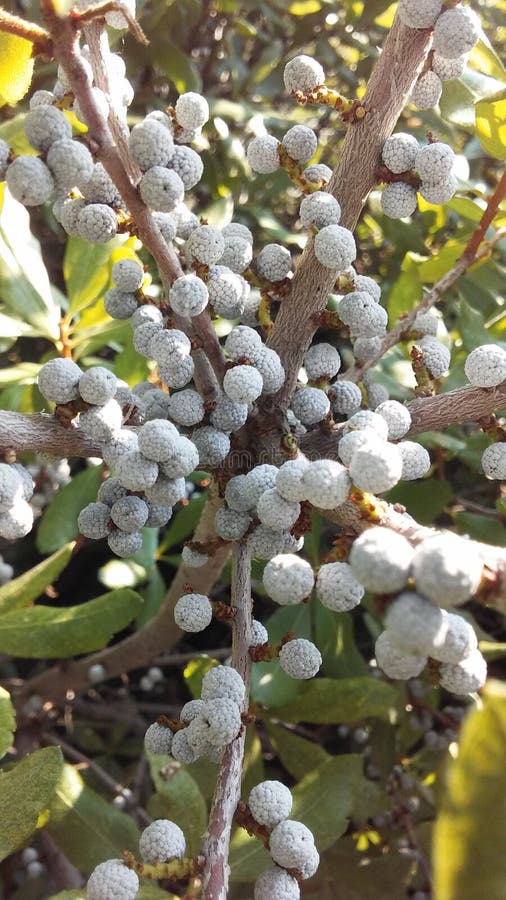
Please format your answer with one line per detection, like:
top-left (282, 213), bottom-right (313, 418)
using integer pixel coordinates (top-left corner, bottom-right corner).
top-left (0, 747), bottom-right (63, 861)
top-left (0, 33), bottom-right (34, 105)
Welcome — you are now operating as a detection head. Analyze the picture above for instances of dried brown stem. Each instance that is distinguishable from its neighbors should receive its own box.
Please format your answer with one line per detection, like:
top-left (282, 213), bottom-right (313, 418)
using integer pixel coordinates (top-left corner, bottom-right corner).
top-left (200, 542), bottom-right (253, 900)
top-left (267, 15), bottom-right (432, 408)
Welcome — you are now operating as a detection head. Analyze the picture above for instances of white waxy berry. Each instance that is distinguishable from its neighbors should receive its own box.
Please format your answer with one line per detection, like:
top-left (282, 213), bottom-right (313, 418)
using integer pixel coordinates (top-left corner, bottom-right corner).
top-left (6, 156), bottom-right (54, 206)
top-left (464, 343), bottom-right (506, 387)
top-left (107, 529), bottom-right (143, 558)
top-left (254, 867), bottom-right (300, 900)
top-left (174, 593), bottom-right (213, 632)
top-left (110, 496), bottom-right (149, 532)
top-left (202, 697), bottom-right (242, 746)
top-left (105, 0), bottom-right (135, 28)
top-left (256, 244), bottom-right (292, 283)
top-left (38, 358), bottom-right (83, 404)
top-left (77, 203), bottom-right (118, 244)
top-left (339, 291), bottom-right (388, 338)
top-left (439, 649), bottom-right (487, 695)
top-left (145, 721), bottom-right (173, 755)
top-left (251, 619), bottom-right (269, 646)
top-left (255, 347), bottom-right (286, 394)
top-left (28, 90), bottom-right (54, 109)
top-left (351, 272), bottom-right (382, 301)
top-left (343, 409), bottom-right (390, 440)
top-left (152, 211), bottom-right (177, 243)
top-left (419, 174), bottom-right (457, 205)
top-left (269, 820), bottom-right (316, 869)
top-left (415, 142), bottom-right (455, 182)
top-left (481, 443), bottom-right (506, 480)
top-left (381, 132), bottom-right (419, 174)
top-left (149, 328), bottom-right (191, 364)
top-left (249, 781), bottom-right (293, 829)
top-left (304, 162), bottom-right (332, 184)
top-left (329, 380), bottom-right (362, 416)
top-left (302, 459), bottom-right (351, 509)
top-left (412, 310), bottom-right (439, 336)
top-left (24, 105), bottom-right (71, 152)
top-left (412, 533), bottom-right (483, 608)
top-left (375, 400), bottom-right (411, 440)
top-left (139, 166), bottom-right (184, 212)
top-left (249, 526), bottom-right (304, 560)
top-left (129, 119), bottom-right (174, 170)
top-left (101, 430), bottom-right (139, 468)
top-left (349, 440), bottom-right (402, 493)
top-left (385, 591), bottom-right (447, 656)
top-left (247, 135), bottom-right (280, 174)
top-left (171, 202), bottom-right (199, 239)
top-left (291, 387), bottom-right (330, 425)
top-left (159, 436), bottom-right (199, 478)
top-left (169, 273), bottom-right (208, 317)
top-left (222, 222), bottom-right (253, 243)
top-left (304, 342), bottom-right (341, 380)
top-left (433, 6), bottom-right (480, 59)
top-left (175, 92), bottom-right (209, 129)
top-left (186, 224), bottom-right (225, 265)
top-left (112, 258), bottom-right (144, 292)
top-left (210, 395), bottom-right (248, 433)
top-left (144, 475), bottom-right (185, 507)
top-left (411, 71), bottom-right (442, 109)
top-left (180, 700), bottom-right (205, 722)
top-left (0, 139), bottom-right (11, 180)
top-left (104, 287), bottom-right (138, 319)
top-left (46, 138), bottom-right (94, 195)
top-left (276, 458), bottom-right (310, 502)
top-left (397, 0), bottom-right (443, 29)
top-left (78, 502), bottom-right (111, 539)
top-left (87, 663), bottom-right (106, 684)
top-left (299, 191), bottom-right (341, 229)
top-left (349, 527), bottom-right (414, 594)
top-left (87, 859), bottom-right (139, 900)
top-left (79, 366), bottom-right (117, 405)
top-left (0, 500), bottom-right (33, 541)
top-left (375, 631), bottom-right (427, 680)
top-left (284, 55), bottom-right (325, 93)
top-left (139, 819), bottom-right (186, 863)
top-left (416, 337), bottom-right (451, 378)
top-left (257, 488), bottom-right (300, 531)
top-left (192, 426), bottom-right (230, 468)
top-left (430, 613), bottom-right (478, 665)
top-left (282, 125), bottom-right (317, 163)
top-left (57, 197), bottom-right (85, 236)
top-left (432, 53), bottom-right (468, 81)
top-left (137, 419), bottom-right (179, 462)
top-left (381, 182), bottom-right (418, 218)
top-left (214, 505), bottom-right (252, 540)
top-left (219, 236), bottom-right (253, 273)
top-left (263, 553), bottom-right (314, 605)
top-left (314, 224), bottom-right (356, 270)
top-left (316, 562), bottom-right (364, 612)
top-left (224, 365), bottom-right (263, 403)
top-left (168, 145), bottom-right (204, 190)
top-left (115, 450), bottom-right (159, 491)
top-left (208, 266), bottom-right (247, 319)
top-left (225, 325), bottom-right (263, 363)
top-left (80, 398), bottom-right (124, 441)
top-left (353, 336), bottom-right (382, 363)
top-left (9, 464), bottom-right (33, 502)
top-left (79, 162), bottom-right (122, 207)
top-left (132, 321), bottom-right (162, 357)
top-left (145, 502), bottom-right (172, 527)
top-left (171, 728), bottom-right (199, 763)
top-left (167, 389), bottom-right (204, 427)
top-left (300, 846), bottom-right (320, 880)
top-left (201, 665), bottom-right (246, 707)
top-left (367, 381), bottom-right (389, 409)
top-left (398, 440), bottom-right (431, 480)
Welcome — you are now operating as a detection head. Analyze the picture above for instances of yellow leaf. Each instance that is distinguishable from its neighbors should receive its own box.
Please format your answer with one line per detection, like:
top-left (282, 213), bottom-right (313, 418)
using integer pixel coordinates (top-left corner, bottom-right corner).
top-left (475, 90), bottom-right (506, 161)
top-left (0, 33), bottom-right (34, 106)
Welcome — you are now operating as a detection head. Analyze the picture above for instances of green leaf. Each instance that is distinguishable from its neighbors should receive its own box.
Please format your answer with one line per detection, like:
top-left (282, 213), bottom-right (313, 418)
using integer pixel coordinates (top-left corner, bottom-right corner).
top-left (434, 680), bottom-right (506, 900)
top-left (384, 479), bottom-right (453, 526)
top-left (0, 746), bottom-right (64, 861)
top-left (0, 589), bottom-right (142, 657)
top-left (0, 687), bottom-right (15, 760)
top-left (184, 656), bottom-right (219, 699)
top-left (47, 763), bottom-right (139, 875)
top-left (417, 242), bottom-right (464, 283)
top-left (313, 604), bottom-right (368, 678)
top-left (267, 677), bottom-right (398, 725)
top-left (250, 603), bottom-right (311, 707)
top-left (230, 755), bottom-right (379, 881)
top-left (64, 237), bottom-right (112, 315)
top-left (264, 722), bottom-right (329, 780)
top-left (0, 543), bottom-right (74, 614)
top-left (476, 90), bottom-right (506, 160)
top-left (241, 727), bottom-right (265, 799)
top-left (0, 33), bottom-right (34, 105)
top-left (457, 298), bottom-right (491, 351)
top-left (147, 758), bottom-right (207, 856)
top-left (453, 511), bottom-right (506, 547)
top-left (36, 466), bottom-right (103, 553)
top-left (152, 41), bottom-right (202, 93)
top-left (158, 493), bottom-right (207, 554)
top-left (386, 255), bottom-right (422, 326)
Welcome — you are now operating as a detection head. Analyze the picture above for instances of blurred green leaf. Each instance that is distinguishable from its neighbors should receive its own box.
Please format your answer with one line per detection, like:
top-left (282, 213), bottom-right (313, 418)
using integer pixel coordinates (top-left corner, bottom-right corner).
top-left (476, 90), bottom-right (506, 160)
top-left (453, 511), bottom-right (506, 546)
top-left (0, 543), bottom-right (74, 614)
top-left (47, 763), bottom-right (139, 875)
top-left (184, 656), bottom-right (219, 699)
top-left (151, 41), bottom-right (202, 92)
top-left (0, 746), bottom-right (63, 861)
top-left (147, 758), bottom-right (207, 856)
top-left (250, 603), bottom-right (311, 707)
top-left (314, 604), bottom-right (369, 678)
top-left (0, 589), bottom-right (142, 657)
top-left (0, 688), bottom-right (15, 761)
top-left (457, 299), bottom-right (491, 350)
top-left (265, 722), bottom-right (329, 779)
top-left (384, 479), bottom-right (453, 526)
top-left (36, 466), bottom-right (103, 553)
top-left (158, 494), bottom-right (207, 554)
top-left (434, 680), bottom-right (506, 900)
top-left (64, 237), bottom-right (112, 315)
top-left (267, 677), bottom-right (398, 724)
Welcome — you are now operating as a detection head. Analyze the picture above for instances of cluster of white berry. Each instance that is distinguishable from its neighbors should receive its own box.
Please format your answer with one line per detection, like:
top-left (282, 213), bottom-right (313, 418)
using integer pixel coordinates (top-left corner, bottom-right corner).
top-left (398, 2), bottom-right (480, 109)
top-left (248, 780), bottom-right (319, 899)
top-left (464, 343), bottom-right (506, 479)
top-left (381, 135), bottom-right (457, 217)
top-left (0, 462), bottom-right (35, 542)
top-left (349, 526), bottom-right (487, 694)
top-left (87, 816), bottom-right (186, 900)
